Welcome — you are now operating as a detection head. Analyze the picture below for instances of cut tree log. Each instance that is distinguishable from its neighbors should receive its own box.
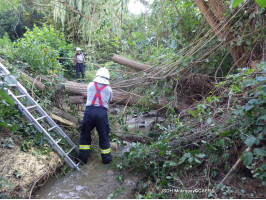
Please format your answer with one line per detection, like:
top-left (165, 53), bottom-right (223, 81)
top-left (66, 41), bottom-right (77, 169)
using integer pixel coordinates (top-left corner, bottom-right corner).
top-left (51, 107), bottom-right (79, 124)
top-left (69, 96), bottom-right (86, 104)
top-left (65, 81), bottom-right (171, 110)
top-left (50, 113), bottom-right (77, 127)
top-left (21, 74), bottom-right (46, 91)
top-left (112, 54), bottom-right (151, 71)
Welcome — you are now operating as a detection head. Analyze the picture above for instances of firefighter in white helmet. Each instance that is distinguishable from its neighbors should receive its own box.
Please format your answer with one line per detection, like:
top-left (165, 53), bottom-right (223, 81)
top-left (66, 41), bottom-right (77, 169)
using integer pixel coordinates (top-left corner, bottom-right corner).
top-left (78, 67), bottom-right (113, 164)
top-left (74, 47), bottom-right (85, 81)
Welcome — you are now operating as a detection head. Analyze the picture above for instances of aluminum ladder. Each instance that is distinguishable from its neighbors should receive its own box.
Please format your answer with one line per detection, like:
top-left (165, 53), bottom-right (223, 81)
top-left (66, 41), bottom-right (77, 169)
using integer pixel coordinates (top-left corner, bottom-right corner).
top-left (0, 62), bottom-right (80, 170)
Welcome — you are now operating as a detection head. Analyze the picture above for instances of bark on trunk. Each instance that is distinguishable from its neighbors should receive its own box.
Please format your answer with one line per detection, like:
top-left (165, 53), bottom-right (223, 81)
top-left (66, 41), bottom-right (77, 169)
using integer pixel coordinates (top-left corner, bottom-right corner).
top-left (65, 81), bottom-right (170, 110)
top-left (51, 107), bottom-right (79, 124)
top-left (50, 113), bottom-right (77, 127)
top-left (112, 54), bottom-right (151, 71)
top-left (69, 96), bottom-right (86, 104)
top-left (193, 0), bottom-right (247, 67)
top-left (21, 74), bottom-right (46, 91)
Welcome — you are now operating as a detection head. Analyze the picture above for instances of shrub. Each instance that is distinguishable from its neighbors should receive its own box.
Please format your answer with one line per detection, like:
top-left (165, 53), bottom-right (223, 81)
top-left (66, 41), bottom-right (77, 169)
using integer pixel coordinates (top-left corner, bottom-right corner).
top-left (14, 24), bottom-right (74, 75)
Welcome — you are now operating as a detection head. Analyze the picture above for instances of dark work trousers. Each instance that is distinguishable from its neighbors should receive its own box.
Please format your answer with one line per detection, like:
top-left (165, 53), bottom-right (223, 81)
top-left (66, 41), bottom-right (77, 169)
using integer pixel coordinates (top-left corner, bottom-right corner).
top-left (76, 63), bottom-right (85, 79)
top-left (78, 106), bottom-right (112, 164)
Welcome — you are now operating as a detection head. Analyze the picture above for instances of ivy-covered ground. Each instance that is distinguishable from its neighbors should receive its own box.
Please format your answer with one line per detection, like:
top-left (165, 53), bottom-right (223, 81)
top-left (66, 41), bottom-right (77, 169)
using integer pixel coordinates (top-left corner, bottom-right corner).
top-left (113, 65), bottom-right (266, 198)
top-left (0, 93), bottom-right (64, 198)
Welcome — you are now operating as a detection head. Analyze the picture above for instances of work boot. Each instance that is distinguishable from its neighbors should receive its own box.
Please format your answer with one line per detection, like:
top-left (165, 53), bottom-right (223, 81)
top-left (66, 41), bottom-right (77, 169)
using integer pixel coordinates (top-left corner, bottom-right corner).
top-left (101, 153), bottom-right (112, 165)
top-left (77, 151), bottom-right (90, 164)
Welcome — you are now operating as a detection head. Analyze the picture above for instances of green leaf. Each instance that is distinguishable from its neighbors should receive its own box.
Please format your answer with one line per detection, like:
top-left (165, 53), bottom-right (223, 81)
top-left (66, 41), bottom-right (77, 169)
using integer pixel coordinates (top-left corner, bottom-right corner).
top-left (0, 90), bottom-right (15, 106)
top-left (255, 0), bottom-right (266, 9)
top-left (206, 117), bottom-right (212, 124)
top-left (168, 161), bottom-right (177, 167)
top-left (231, 0), bottom-right (245, 8)
top-left (260, 164), bottom-right (266, 170)
top-left (258, 115), bottom-right (266, 121)
top-left (248, 99), bottom-right (258, 104)
top-left (194, 158), bottom-right (201, 164)
top-left (244, 104), bottom-right (254, 111)
top-left (242, 152), bottom-right (253, 166)
top-left (188, 156), bottom-right (193, 163)
top-left (244, 136), bottom-right (256, 147)
top-left (254, 148), bottom-right (266, 156)
top-left (196, 153), bottom-right (206, 158)
top-left (177, 156), bottom-right (187, 165)
top-left (0, 122), bottom-right (10, 128)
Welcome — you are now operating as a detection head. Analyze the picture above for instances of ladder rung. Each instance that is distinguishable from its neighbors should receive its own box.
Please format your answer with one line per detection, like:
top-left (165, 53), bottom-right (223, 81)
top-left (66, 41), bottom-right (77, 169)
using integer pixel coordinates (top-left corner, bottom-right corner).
top-left (55, 138), bottom-right (62, 144)
top-left (1, 64), bottom-right (79, 170)
top-left (8, 84), bottom-right (17, 87)
top-left (48, 126), bottom-right (57, 131)
top-left (36, 115), bottom-right (47, 121)
top-left (26, 105), bottom-right (37, 110)
top-left (16, 94), bottom-right (26, 98)
top-left (67, 146), bottom-right (76, 155)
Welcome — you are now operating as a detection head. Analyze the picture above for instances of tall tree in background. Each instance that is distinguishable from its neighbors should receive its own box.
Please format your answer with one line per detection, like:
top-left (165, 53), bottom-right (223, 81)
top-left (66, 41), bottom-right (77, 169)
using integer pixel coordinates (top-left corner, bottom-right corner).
top-left (0, 0), bottom-right (45, 40)
top-left (193, 0), bottom-right (265, 67)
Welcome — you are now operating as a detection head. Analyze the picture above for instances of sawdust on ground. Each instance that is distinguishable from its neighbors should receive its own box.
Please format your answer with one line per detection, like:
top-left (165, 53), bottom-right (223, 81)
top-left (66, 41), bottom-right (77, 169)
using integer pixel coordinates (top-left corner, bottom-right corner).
top-left (0, 145), bottom-right (63, 198)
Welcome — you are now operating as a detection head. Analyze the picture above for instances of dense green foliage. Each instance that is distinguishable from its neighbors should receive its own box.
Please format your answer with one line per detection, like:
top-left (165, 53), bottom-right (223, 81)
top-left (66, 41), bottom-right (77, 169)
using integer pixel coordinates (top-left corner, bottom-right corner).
top-left (0, 88), bottom-right (17, 130)
top-left (115, 63), bottom-right (266, 198)
top-left (0, 0), bottom-right (46, 40)
top-left (0, 0), bottom-right (265, 198)
top-left (14, 25), bottom-right (74, 75)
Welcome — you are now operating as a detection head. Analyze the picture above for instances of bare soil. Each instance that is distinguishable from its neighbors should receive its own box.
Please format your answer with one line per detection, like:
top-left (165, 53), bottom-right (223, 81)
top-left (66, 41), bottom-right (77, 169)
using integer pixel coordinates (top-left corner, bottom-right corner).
top-left (0, 142), bottom-right (63, 198)
top-left (175, 73), bottom-right (214, 110)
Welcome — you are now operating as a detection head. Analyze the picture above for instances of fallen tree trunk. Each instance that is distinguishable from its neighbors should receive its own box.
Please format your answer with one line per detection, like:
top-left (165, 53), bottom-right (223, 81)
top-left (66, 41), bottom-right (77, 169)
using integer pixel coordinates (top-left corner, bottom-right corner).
top-left (69, 96), bottom-right (86, 104)
top-left (0, 58), bottom-right (45, 90)
top-left (21, 74), bottom-right (46, 91)
top-left (51, 107), bottom-right (79, 124)
top-left (65, 81), bottom-right (171, 110)
top-left (50, 113), bottom-right (77, 127)
top-left (112, 54), bottom-right (151, 71)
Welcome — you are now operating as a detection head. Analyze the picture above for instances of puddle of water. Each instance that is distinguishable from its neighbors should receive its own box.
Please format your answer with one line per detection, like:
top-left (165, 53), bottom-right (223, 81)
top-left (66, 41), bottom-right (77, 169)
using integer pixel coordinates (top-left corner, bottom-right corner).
top-left (111, 106), bottom-right (157, 137)
top-left (34, 153), bottom-right (139, 199)
top-left (34, 108), bottom-right (155, 199)
top-left (125, 116), bottom-right (155, 136)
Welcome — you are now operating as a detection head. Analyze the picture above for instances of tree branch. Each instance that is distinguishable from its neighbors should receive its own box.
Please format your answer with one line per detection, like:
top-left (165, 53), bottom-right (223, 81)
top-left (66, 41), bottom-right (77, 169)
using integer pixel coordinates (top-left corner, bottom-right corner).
top-left (170, 0), bottom-right (190, 42)
top-left (193, 0), bottom-right (222, 37)
top-left (55, 0), bottom-right (137, 59)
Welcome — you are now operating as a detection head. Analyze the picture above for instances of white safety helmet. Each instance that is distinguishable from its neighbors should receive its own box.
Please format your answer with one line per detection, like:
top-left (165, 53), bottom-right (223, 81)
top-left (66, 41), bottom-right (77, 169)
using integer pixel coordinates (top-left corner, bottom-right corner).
top-left (93, 67), bottom-right (110, 85)
top-left (76, 47), bottom-right (81, 51)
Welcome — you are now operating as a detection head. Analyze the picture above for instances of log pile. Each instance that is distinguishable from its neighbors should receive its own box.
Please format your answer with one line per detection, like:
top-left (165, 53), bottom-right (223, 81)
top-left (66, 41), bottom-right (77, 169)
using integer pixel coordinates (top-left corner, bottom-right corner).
top-left (65, 81), bottom-right (171, 110)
